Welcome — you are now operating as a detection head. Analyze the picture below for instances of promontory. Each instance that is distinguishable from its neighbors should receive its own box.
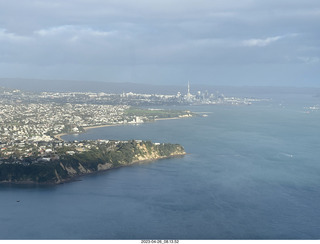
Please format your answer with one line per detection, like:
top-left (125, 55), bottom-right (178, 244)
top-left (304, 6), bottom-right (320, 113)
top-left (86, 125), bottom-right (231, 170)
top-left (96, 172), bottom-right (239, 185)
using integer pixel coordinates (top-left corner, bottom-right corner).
top-left (0, 140), bottom-right (186, 184)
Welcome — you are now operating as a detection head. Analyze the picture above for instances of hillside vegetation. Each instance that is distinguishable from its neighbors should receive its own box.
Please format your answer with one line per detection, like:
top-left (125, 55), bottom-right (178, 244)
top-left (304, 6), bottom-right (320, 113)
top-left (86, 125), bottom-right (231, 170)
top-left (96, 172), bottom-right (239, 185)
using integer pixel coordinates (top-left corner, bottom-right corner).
top-left (0, 140), bottom-right (185, 184)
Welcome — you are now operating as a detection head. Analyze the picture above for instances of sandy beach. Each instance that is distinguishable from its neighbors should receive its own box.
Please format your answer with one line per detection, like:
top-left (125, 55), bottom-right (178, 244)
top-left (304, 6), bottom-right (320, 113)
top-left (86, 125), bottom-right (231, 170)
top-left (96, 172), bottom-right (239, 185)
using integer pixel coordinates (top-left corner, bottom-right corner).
top-left (53, 116), bottom-right (192, 141)
top-left (83, 123), bottom-right (118, 131)
top-left (54, 124), bottom-right (119, 141)
top-left (154, 117), bottom-right (181, 121)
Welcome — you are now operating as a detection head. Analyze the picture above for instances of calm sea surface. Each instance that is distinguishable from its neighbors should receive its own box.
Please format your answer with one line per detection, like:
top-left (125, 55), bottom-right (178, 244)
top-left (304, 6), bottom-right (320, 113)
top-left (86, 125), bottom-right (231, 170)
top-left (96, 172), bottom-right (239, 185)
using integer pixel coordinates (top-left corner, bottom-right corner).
top-left (1, 94), bottom-right (320, 239)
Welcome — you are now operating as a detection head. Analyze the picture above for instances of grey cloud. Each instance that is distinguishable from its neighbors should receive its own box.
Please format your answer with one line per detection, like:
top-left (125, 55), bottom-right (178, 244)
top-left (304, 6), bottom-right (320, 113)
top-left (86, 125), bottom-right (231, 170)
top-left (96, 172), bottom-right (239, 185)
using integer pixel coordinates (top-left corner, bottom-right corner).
top-left (0, 0), bottom-right (319, 86)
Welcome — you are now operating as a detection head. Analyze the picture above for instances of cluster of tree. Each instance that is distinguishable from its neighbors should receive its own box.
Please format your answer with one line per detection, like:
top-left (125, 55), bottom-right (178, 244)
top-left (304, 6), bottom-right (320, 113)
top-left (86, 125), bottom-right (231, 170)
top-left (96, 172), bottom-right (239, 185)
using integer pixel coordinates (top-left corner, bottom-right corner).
top-left (0, 162), bottom-right (67, 183)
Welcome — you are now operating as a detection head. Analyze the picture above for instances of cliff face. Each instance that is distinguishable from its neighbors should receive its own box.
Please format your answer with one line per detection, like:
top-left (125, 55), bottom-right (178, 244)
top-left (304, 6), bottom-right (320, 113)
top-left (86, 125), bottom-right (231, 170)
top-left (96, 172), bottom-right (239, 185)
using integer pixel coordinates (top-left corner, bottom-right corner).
top-left (0, 141), bottom-right (185, 184)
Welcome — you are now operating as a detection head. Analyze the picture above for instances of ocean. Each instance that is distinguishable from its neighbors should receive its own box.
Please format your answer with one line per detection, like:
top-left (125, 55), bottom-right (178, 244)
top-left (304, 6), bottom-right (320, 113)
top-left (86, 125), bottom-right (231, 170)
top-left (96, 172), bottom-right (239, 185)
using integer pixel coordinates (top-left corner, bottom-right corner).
top-left (1, 93), bottom-right (320, 239)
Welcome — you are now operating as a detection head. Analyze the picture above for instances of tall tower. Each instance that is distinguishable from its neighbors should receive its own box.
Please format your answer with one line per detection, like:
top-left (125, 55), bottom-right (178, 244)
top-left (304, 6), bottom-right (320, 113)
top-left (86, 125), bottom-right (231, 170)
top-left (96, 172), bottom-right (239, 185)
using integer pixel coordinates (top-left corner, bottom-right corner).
top-left (186, 81), bottom-right (191, 101)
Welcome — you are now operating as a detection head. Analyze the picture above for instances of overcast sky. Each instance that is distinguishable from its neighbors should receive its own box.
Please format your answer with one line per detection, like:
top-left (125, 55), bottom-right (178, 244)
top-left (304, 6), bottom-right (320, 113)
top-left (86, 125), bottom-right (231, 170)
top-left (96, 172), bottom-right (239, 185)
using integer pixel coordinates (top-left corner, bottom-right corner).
top-left (0, 0), bottom-right (319, 87)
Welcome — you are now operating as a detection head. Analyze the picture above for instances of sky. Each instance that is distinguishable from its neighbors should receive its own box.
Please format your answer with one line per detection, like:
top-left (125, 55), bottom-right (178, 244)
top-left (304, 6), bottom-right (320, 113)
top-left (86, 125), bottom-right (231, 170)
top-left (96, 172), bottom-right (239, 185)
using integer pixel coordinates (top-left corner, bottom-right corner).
top-left (0, 0), bottom-right (319, 87)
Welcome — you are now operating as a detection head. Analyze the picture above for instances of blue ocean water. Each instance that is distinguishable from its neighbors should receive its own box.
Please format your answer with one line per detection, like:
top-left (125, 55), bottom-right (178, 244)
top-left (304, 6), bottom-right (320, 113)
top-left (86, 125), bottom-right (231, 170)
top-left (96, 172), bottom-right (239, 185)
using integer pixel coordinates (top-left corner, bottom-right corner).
top-left (1, 94), bottom-right (320, 239)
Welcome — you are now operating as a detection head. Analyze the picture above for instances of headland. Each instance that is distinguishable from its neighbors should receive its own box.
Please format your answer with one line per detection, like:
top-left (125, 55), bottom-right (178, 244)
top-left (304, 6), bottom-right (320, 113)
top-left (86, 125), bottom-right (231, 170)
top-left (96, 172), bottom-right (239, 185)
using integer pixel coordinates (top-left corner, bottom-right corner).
top-left (0, 140), bottom-right (186, 185)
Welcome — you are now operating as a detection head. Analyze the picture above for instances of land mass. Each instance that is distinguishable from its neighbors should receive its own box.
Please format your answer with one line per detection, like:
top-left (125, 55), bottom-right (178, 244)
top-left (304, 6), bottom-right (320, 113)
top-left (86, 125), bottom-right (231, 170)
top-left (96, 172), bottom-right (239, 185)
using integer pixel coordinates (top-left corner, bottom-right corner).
top-left (0, 140), bottom-right (186, 184)
top-left (0, 85), bottom-right (194, 185)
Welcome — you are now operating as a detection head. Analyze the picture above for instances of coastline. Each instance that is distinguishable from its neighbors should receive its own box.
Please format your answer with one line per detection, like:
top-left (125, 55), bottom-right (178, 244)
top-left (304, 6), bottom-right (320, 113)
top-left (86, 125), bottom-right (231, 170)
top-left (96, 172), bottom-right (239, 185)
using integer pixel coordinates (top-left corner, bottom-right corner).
top-left (63, 152), bottom-right (187, 185)
top-left (0, 152), bottom-right (187, 186)
top-left (53, 123), bottom-right (119, 140)
top-left (83, 123), bottom-right (119, 131)
top-left (53, 115), bottom-right (192, 141)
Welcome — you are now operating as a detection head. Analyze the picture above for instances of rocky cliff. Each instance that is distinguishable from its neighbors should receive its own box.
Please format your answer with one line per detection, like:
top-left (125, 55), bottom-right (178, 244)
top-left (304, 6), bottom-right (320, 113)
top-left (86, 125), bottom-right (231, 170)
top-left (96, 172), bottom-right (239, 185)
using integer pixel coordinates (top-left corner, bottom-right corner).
top-left (0, 140), bottom-right (185, 184)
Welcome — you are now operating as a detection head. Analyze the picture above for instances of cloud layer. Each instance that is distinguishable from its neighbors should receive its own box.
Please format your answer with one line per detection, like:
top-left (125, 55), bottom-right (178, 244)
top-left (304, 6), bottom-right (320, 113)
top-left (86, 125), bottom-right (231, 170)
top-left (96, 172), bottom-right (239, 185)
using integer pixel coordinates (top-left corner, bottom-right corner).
top-left (0, 0), bottom-right (319, 86)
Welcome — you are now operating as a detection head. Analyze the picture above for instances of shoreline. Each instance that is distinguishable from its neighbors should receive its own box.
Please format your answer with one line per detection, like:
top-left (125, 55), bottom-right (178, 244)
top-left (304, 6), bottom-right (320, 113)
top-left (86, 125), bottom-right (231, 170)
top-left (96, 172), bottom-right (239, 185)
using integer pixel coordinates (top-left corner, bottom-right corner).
top-left (53, 115), bottom-right (192, 141)
top-left (53, 123), bottom-right (119, 140)
top-left (0, 152), bottom-right (187, 186)
top-left (154, 117), bottom-right (181, 121)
